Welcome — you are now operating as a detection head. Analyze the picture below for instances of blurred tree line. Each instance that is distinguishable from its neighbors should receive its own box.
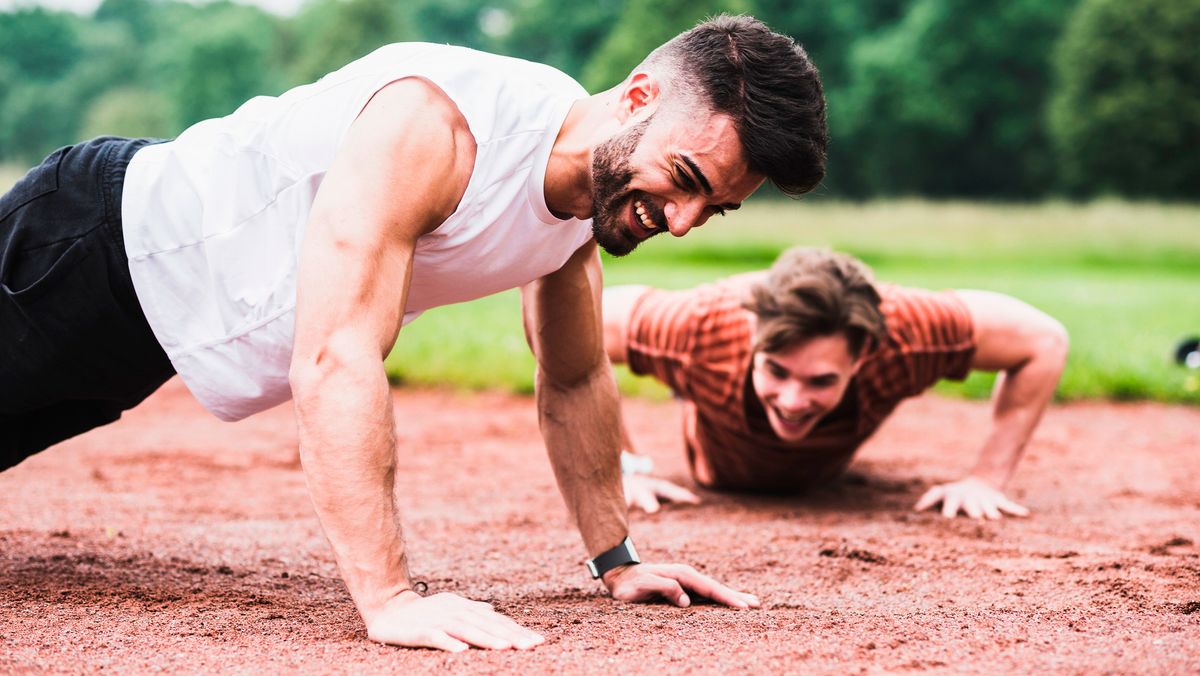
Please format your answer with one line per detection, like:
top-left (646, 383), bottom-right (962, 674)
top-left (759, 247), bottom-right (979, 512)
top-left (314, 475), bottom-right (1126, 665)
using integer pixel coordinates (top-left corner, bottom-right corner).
top-left (0, 0), bottom-right (1196, 199)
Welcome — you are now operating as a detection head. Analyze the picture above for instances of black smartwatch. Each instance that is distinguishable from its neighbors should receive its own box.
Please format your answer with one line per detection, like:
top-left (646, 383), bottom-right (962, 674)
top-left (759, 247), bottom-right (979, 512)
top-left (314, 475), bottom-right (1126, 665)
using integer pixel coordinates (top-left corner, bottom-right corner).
top-left (586, 536), bottom-right (640, 579)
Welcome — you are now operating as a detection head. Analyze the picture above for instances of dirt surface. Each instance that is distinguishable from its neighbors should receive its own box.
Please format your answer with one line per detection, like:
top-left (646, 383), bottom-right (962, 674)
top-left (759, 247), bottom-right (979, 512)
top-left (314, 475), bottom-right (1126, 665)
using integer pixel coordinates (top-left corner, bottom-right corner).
top-left (2, 378), bottom-right (1198, 674)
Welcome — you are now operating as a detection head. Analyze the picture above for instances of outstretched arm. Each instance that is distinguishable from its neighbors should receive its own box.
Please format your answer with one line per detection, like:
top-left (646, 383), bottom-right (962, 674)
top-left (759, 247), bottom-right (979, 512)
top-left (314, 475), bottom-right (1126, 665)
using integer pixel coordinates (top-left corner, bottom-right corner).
top-left (290, 78), bottom-right (542, 652)
top-left (523, 248), bottom-right (755, 608)
top-left (915, 290), bottom-right (1069, 519)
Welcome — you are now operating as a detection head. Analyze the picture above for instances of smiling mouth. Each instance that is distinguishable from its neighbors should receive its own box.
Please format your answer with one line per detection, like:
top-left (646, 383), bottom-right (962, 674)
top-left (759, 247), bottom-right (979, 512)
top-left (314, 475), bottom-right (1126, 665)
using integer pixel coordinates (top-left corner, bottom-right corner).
top-left (629, 197), bottom-right (662, 239)
top-left (772, 405), bottom-right (818, 429)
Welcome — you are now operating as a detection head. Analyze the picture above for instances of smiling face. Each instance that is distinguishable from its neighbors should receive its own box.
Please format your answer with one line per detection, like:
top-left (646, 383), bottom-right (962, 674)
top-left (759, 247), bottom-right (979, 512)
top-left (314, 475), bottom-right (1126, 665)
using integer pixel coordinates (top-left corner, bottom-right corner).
top-left (589, 109), bottom-right (764, 257)
top-left (750, 333), bottom-right (864, 442)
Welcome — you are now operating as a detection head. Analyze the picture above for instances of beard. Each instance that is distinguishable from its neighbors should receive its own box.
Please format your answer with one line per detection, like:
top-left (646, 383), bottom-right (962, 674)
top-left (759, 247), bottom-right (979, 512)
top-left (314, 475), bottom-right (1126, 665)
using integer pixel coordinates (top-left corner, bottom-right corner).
top-left (590, 116), bottom-right (654, 257)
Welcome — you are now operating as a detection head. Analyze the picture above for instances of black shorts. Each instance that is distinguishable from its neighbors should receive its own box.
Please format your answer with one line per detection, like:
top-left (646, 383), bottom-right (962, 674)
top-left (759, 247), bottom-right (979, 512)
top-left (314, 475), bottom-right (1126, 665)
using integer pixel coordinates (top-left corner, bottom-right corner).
top-left (0, 137), bottom-right (175, 470)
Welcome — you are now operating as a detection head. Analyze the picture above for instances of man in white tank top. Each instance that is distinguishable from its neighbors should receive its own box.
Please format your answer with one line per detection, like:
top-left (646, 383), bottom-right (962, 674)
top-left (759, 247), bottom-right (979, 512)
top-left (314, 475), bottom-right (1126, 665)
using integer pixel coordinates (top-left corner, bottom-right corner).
top-left (1, 16), bottom-right (828, 651)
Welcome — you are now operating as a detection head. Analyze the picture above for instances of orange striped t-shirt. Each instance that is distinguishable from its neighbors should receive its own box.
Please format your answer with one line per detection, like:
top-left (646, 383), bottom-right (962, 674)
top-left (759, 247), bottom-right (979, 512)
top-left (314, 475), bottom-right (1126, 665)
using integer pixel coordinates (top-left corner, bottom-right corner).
top-left (625, 278), bottom-right (976, 493)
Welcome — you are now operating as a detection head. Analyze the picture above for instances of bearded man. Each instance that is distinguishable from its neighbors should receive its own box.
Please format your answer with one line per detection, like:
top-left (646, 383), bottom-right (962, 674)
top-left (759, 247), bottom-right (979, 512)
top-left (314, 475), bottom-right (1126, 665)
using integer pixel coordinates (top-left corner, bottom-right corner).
top-left (0, 16), bottom-right (827, 651)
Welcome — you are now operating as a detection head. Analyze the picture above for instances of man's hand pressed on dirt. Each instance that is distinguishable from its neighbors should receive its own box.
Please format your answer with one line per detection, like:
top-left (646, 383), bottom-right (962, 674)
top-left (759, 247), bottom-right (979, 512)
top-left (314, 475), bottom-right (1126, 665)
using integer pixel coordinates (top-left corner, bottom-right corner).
top-left (914, 477), bottom-right (1030, 520)
top-left (602, 563), bottom-right (760, 609)
top-left (623, 475), bottom-right (702, 514)
top-left (366, 590), bottom-right (545, 652)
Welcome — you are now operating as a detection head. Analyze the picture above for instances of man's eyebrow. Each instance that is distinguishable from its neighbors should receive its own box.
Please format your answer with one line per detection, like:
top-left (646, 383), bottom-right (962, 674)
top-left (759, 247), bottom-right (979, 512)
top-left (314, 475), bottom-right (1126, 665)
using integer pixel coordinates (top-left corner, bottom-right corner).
top-left (763, 356), bottom-right (789, 374)
top-left (679, 155), bottom-right (713, 194)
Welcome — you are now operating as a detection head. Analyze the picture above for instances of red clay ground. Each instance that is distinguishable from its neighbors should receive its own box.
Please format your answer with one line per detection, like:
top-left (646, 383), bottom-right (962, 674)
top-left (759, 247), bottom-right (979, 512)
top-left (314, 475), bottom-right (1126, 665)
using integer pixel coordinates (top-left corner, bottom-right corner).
top-left (2, 378), bottom-right (1198, 673)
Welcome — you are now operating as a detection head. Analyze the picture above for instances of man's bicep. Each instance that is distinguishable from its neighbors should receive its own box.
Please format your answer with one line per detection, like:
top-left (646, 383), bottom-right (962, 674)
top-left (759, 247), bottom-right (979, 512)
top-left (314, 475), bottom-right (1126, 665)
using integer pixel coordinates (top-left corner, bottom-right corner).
top-left (294, 79), bottom-right (473, 364)
top-left (955, 290), bottom-right (1068, 372)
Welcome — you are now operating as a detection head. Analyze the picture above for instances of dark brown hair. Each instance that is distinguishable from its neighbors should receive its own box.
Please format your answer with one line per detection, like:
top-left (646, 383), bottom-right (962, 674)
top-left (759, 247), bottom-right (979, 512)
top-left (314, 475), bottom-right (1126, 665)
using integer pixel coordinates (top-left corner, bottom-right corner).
top-left (745, 247), bottom-right (886, 356)
top-left (644, 15), bottom-right (829, 197)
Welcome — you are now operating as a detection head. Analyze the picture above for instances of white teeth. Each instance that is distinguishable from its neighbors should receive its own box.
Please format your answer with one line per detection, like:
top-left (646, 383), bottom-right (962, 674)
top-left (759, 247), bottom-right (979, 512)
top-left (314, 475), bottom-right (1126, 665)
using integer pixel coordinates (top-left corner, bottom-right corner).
top-left (634, 201), bottom-right (655, 231)
top-left (776, 407), bottom-right (810, 423)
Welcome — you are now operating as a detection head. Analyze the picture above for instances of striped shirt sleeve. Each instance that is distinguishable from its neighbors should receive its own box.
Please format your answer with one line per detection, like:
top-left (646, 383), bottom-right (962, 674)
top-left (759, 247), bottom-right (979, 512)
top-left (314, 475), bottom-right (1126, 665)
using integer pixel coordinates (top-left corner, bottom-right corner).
top-left (625, 287), bottom-right (701, 397)
top-left (863, 285), bottom-right (977, 400)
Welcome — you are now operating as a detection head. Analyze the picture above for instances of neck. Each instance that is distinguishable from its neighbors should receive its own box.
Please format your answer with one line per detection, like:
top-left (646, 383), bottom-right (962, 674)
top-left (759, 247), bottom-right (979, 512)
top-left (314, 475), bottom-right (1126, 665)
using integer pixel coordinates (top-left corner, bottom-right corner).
top-left (544, 88), bottom-right (621, 220)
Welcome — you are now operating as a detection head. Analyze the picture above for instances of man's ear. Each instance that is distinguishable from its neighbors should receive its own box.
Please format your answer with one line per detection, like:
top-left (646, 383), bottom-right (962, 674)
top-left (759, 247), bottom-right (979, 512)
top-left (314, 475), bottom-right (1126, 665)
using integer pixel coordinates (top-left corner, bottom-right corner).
top-left (850, 355), bottom-right (866, 376)
top-left (617, 72), bottom-right (661, 124)
top-left (849, 343), bottom-right (868, 376)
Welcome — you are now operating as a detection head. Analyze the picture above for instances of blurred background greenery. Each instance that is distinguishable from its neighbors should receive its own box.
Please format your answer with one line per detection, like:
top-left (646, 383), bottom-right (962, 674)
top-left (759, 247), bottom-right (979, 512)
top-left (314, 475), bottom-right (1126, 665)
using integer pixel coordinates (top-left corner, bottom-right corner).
top-left (2, 0), bottom-right (1197, 403)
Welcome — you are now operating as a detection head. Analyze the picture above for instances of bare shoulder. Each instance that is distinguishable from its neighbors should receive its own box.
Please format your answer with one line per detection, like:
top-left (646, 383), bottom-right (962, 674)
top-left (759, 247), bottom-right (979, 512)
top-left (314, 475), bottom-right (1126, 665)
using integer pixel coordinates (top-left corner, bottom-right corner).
top-left (364, 77), bottom-right (473, 136)
top-left (339, 77), bottom-right (478, 234)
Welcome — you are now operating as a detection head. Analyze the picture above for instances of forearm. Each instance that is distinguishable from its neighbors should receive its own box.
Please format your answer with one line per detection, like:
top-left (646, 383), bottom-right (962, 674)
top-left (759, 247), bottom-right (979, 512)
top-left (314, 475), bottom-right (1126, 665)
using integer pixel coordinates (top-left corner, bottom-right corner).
top-left (536, 363), bottom-right (628, 558)
top-left (292, 359), bottom-right (410, 621)
top-left (971, 354), bottom-right (1063, 487)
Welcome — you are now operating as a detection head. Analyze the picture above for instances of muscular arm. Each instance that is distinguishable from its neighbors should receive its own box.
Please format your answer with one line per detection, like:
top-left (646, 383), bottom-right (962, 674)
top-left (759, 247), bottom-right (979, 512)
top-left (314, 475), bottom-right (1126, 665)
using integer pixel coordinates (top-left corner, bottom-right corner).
top-left (959, 290), bottom-right (1069, 488)
top-left (290, 79), bottom-right (539, 651)
top-left (915, 290), bottom-right (1069, 519)
top-left (524, 248), bottom-right (756, 608)
top-left (525, 245), bottom-right (628, 554)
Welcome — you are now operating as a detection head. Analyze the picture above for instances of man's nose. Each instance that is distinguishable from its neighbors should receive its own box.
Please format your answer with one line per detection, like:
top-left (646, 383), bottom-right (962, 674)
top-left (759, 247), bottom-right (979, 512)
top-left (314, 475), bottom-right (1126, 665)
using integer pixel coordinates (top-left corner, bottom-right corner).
top-left (775, 381), bottom-right (809, 410)
top-left (665, 197), bottom-right (711, 237)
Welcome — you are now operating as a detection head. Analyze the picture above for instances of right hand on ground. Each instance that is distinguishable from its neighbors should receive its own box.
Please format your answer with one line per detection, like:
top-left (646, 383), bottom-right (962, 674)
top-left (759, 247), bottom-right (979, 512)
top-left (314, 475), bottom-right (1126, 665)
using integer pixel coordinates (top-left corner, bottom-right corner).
top-left (623, 474), bottom-right (702, 513)
top-left (913, 476), bottom-right (1030, 520)
top-left (603, 562), bottom-right (760, 609)
top-left (365, 590), bottom-right (545, 652)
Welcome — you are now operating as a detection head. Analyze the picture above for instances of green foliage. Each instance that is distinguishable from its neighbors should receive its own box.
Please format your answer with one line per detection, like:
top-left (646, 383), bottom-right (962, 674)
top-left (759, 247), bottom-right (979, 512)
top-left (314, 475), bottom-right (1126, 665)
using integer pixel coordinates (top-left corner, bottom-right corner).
top-left (81, 88), bottom-right (175, 140)
top-left (499, 0), bottom-right (623, 79)
top-left (0, 8), bottom-right (88, 161)
top-left (579, 0), bottom-right (752, 92)
top-left (0, 8), bottom-right (84, 81)
top-left (0, 0), bottom-right (1194, 197)
top-left (94, 0), bottom-right (157, 37)
top-left (284, 0), bottom-right (412, 85)
top-left (0, 83), bottom-right (69, 162)
top-left (155, 2), bottom-right (283, 128)
top-left (751, 0), bottom-right (906, 89)
top-left (834, 0), bottom-right (1076, 197)
top-left (1048, 0), bottom-right (1200, 199)
top-left (407, 0), bottom-right (519, 53)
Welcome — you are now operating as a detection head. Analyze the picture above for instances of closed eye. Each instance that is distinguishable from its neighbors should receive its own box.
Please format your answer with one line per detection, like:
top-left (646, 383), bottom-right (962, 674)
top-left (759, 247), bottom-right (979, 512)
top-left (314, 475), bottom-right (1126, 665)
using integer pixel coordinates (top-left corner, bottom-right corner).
top-left (673, 163), bottom-right (697, 192)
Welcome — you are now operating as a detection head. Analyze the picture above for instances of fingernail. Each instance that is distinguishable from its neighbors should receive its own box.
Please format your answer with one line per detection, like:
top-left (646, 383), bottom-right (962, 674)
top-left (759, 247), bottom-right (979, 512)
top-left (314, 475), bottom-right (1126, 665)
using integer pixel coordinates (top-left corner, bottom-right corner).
top-left (678, 593), bottom-right (690, 607)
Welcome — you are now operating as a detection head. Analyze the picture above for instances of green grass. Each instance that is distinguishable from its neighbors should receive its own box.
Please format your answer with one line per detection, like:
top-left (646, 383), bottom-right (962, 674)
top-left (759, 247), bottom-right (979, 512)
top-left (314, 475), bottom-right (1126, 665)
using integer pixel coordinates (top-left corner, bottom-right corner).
top-left (386, 199), bottom-right (1200, 404)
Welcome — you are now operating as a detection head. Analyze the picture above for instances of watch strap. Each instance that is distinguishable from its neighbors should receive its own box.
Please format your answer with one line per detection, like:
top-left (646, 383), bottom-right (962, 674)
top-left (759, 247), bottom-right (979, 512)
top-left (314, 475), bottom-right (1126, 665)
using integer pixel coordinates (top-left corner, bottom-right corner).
top-left (586, 536), bottom-right (640, 579)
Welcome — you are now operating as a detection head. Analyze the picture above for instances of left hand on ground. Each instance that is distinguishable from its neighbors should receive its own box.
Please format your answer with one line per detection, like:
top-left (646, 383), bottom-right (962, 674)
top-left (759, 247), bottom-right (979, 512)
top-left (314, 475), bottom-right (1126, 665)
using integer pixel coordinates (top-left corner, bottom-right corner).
top-left (914, 476), bottom-right (1030, 520)
top-left (623, 475), bottom-right (701, 513)
top-left (602, 562), bottom-right (760, 609)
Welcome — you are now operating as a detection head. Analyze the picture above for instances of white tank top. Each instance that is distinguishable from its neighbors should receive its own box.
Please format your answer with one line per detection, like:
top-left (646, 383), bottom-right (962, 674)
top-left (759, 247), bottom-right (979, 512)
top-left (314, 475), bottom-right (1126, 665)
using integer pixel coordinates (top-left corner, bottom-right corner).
top-left (121, 43), bottom-right (593, 421)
